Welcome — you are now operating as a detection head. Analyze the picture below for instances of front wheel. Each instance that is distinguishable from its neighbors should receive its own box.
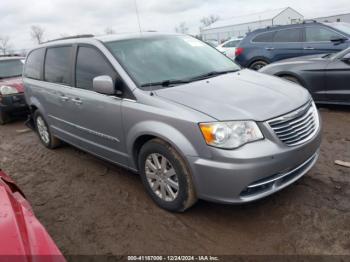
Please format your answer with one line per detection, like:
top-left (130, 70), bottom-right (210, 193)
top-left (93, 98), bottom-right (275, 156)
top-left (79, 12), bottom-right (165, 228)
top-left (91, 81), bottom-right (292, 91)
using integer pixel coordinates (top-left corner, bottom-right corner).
top-left (138, 139), bottom-right (197, 212)
top-left (281, 75), bottom-right (302, 86)
top-left (249, 60), bottom-right (268, 70)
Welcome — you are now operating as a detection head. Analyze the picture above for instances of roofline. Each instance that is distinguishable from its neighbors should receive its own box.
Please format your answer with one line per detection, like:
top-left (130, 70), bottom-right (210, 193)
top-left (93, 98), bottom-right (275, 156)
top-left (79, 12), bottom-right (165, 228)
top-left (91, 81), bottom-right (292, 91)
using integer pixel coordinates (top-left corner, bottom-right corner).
top-left (272, 7), bottom-right (304, 20)
top-left (201, 7), bottom-right (292, 31)
top-left (201, 7), bottom-right (304, 32)
top-left (312, 12), bottom-right (350, 20)
top-left (201, 18), bottom-right (271, 32)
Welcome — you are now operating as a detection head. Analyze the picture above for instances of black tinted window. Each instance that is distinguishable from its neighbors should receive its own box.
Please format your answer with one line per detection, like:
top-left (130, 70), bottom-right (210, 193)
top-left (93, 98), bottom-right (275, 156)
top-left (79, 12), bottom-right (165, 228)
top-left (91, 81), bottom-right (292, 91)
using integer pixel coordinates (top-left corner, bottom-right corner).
top-left (253, 31), bottom-right (275, 42)
top-left (273, 28), bottom-right (302, 42)
top-left (24, 49), bottom-right (45, 80)
top-left (44, 46), bottom-right (72, 85)
top-left (76, 46), bottom-right (117, 90)
top-left (306, 27), bottom-right (343, 42)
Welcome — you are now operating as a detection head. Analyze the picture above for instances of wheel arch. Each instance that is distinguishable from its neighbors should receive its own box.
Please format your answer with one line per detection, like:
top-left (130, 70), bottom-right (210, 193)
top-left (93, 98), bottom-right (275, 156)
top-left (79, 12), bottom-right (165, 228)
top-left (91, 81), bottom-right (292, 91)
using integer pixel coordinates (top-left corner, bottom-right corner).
top-left (275, 71), bottom-right (307, 88)
top-left (128, 122), bottom-right (200, 172)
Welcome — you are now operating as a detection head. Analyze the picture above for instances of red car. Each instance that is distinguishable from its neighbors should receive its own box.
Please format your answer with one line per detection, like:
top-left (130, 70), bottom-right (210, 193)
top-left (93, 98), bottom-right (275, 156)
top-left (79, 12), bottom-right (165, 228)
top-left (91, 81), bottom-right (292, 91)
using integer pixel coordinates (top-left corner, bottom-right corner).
top-left (0, 170), bottom-right (65, 262)
top-left (0, 56), bottom-right (28, 124)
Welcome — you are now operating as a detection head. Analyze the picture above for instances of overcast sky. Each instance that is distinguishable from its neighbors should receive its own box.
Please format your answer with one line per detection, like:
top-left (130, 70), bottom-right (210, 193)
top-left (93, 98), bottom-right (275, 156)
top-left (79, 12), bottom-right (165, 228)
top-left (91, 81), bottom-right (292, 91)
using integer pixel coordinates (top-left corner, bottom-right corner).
top-left (1, 0), bottom-right (350, 50)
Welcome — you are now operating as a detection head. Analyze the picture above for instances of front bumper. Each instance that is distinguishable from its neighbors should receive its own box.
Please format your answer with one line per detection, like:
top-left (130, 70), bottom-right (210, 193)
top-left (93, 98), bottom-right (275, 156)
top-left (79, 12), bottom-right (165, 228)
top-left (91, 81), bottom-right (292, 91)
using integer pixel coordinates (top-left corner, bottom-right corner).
top-left (187, 119), bottom-right (322, 204)
top-left (0, 93), bottom-right (28, 115)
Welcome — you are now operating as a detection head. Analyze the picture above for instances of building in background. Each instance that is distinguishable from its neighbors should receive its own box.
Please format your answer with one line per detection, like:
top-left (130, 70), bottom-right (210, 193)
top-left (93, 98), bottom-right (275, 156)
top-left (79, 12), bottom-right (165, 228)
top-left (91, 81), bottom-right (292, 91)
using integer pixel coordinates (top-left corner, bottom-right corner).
top-left (201, 7), bottom-right (304, 43)
top-left (312, 12), bottom-right (350, 23)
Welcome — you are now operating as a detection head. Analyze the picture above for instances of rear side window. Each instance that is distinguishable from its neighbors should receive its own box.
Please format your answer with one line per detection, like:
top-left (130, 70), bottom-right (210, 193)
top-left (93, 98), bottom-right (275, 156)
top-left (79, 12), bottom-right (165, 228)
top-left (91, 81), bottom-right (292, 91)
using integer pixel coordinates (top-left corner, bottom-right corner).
top-left (306, 27), bottom-right (343, 42)
top-left (75, 46), bottom-right (117, 90)
top-left (24, 48), bottom-right (45, 80)
top-left (273, 28), bottom-right (303, 42)
top-left (44, 46), bottom-right (72, 85)
top-left (223, 40), bottom-right (239, 48)
top-left (252, 31), bottom-right (275, 42)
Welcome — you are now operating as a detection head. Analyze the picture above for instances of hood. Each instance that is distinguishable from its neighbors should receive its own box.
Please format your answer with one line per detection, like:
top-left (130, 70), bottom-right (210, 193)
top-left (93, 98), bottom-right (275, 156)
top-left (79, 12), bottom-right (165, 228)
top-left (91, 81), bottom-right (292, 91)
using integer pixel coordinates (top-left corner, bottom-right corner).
top-left (155, 69), bottom-right (310, 121)
top-left (0, 77), bottom-right (24, 93)
top-left (0, 171), bottom-right (65, 261)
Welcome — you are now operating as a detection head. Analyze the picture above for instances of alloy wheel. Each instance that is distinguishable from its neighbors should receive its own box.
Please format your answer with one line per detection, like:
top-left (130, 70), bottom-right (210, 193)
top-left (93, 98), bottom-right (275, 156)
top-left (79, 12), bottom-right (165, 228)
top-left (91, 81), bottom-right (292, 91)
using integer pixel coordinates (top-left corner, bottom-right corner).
top-left (36, 116), bottom-right (50, 144)
top-left (145, 153), bottom-right (179, 202)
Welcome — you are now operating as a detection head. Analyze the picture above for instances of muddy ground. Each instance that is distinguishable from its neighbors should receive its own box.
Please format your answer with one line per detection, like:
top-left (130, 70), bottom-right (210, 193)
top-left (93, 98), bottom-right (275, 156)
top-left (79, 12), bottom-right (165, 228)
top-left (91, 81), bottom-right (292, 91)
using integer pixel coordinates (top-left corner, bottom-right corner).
top-left (0, 107), bottom-right (349, 256)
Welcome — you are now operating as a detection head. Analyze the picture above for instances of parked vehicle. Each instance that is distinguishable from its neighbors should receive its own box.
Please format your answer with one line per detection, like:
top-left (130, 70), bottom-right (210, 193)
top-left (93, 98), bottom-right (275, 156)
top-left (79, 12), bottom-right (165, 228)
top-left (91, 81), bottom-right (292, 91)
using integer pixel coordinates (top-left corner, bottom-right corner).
top-left (216, 37), bottom-right (243, 59)
top-left (205, 39), bottom-right (219, 47)
top-left (235, 22), bottom-right (350, 70)
top-left (24, 33), bottom-right (321, 212)
top-left (0, 56), bottom-right (28, 124)
top-left (260, 47), bottom-right (350, 105)
top-left (0, 170), bottom-right (65, 261)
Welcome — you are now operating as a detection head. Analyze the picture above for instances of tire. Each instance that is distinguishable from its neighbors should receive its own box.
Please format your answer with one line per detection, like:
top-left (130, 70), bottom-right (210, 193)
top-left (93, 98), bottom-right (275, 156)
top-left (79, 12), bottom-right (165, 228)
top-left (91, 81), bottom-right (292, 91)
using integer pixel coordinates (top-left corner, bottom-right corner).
top-left (282, 75), bottom-right (302, 86)
top-left (249, 60), bottom-right (268, 70)
top-left (34, 111), bottom-right (61, 149)
top-left (138, 138), bottom-right (197, 212)
top-left (0, 111), bottom-right (9, 125)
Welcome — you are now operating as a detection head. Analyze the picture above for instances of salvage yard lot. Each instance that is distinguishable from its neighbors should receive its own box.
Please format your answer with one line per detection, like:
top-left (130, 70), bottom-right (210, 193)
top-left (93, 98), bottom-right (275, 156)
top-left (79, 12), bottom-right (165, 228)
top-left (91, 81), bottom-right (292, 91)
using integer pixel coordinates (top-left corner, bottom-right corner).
top-left (0, 107), bottom-right (349, 255)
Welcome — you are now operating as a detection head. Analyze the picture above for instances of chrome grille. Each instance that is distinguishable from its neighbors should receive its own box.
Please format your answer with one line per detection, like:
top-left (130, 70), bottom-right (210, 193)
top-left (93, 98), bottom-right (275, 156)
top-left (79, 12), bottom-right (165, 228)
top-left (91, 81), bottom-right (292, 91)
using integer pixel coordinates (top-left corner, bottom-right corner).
top-left (268, 101), bottom-right (319, 146)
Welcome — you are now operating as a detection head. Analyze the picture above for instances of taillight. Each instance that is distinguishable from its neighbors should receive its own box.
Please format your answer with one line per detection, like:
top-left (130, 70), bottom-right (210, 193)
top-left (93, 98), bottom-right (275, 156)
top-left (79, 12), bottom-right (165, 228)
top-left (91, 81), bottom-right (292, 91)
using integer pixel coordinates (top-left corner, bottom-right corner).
top-left (235, 47), bottom-right (244, 57)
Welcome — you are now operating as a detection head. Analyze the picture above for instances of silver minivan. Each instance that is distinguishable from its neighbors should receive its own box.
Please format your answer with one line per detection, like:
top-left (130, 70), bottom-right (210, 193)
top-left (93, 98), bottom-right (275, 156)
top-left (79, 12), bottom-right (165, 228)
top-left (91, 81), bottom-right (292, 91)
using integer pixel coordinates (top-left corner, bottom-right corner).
top-left (24, 33), bottom-right (322, 212)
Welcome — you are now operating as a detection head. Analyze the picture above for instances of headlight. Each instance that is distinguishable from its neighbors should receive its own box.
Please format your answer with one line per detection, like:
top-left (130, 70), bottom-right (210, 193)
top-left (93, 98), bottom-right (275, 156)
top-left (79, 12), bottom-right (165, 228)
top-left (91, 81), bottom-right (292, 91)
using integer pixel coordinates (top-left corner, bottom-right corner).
top-left (0, 85), bottom-right (18, 95)
top-left (199, 121), bottom-right (264, 149)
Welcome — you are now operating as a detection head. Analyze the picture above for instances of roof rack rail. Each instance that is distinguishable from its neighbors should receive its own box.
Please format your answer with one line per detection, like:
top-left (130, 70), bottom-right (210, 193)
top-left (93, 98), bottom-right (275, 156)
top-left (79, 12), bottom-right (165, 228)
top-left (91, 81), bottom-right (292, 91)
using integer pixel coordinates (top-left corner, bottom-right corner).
top-left (43, 34), bottom-right (94, 44)
top-left (302, 19), bottom-right (318, 24)
top-left (0, 54), bottom-right (21, 57)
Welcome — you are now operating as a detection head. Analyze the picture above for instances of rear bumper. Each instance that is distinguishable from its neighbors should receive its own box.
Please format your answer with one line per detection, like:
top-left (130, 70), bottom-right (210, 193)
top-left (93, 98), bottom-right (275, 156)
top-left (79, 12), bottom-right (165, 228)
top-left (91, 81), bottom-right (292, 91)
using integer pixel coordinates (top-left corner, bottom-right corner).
top-left (0, 93), bottom-right (28, 115)
top-left (186, 123), bottom-right (322, 204)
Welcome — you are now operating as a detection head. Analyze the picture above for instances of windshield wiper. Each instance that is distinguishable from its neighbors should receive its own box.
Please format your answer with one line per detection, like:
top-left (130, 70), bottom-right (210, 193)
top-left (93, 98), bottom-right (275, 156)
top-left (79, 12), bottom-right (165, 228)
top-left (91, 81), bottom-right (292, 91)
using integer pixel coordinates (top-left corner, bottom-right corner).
top-left (186, 69), bottom-right (239, 82)
top-left (140, 79), bottom-right (190, 88)
top-left (140, 69), bottom-right (239, 88)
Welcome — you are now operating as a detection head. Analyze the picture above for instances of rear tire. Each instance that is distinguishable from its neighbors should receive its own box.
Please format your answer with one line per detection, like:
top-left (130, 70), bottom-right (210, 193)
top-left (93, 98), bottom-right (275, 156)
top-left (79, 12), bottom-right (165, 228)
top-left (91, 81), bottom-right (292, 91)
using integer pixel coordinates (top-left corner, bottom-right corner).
top-left (249, 60), bottom-right (268, 70)
top-left (0, 111), bottom-right (9, 125)
top-left (282, 75), bottom-right (302, 86)
top-left (34, 111), bottom-right (61, 149)
top-left (138, 138), bottom-right (197, 212)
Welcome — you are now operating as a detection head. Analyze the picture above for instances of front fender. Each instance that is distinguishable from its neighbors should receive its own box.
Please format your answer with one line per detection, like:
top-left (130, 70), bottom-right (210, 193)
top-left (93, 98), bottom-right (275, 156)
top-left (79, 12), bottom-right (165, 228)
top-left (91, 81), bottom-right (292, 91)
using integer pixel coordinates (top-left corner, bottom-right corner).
top-left (126, 120), bottom-right (201, 168)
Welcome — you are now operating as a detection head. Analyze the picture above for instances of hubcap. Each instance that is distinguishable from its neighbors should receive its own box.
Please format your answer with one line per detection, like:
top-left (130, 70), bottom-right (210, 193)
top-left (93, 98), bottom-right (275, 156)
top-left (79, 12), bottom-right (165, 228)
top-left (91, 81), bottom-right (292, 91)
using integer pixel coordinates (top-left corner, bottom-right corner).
top-left (36, 116), bottom-right (50, 144)
top-left (145, 153), bottom-right (179, 202)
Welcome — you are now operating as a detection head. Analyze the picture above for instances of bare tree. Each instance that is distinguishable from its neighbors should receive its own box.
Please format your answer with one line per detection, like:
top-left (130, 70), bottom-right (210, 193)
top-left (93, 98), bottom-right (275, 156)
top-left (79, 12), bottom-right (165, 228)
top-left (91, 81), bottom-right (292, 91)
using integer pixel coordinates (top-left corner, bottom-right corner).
top-left (30, 25), bottom-right (45, 44)
top-left (105, 27), bottom-right (116, 35)
top-left (0, 36), bottom-right (11, 55)
top-left (200, 15), bottom-right (220, 29)
top-left (175, 22), bottom-right (189, 34)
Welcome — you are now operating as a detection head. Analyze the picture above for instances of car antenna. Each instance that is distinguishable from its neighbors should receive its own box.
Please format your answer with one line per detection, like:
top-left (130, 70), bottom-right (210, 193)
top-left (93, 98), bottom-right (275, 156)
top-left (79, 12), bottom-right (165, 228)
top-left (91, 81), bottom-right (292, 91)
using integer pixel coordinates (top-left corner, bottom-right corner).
top-left (134, 0), bottom-right (142, 34)
top-left (134, 0), bottom-right (155, 95)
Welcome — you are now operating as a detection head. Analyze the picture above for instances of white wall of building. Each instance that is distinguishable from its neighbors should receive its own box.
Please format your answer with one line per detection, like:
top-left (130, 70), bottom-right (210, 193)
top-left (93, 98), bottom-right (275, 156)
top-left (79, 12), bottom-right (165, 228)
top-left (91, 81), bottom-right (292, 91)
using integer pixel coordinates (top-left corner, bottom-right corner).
top-left (272, 8), bottom-right (303, 25)
top-left (313, 13), bottom-right (350, 23)
top-left (201, 7), bottom-right (304, 43)
top-left (202, 19), bottom-right (272, 41)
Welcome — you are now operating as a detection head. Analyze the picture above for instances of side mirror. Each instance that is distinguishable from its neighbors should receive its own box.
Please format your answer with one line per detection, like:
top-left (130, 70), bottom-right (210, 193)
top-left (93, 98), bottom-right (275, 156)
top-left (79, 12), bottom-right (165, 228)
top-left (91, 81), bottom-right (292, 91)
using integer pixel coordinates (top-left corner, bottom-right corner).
top-left (92, 75), bottom-right (115, 95)
top-left (331, 37), bottom-right (347, 45)
top-left (341, 53), bottom-right (350, 64)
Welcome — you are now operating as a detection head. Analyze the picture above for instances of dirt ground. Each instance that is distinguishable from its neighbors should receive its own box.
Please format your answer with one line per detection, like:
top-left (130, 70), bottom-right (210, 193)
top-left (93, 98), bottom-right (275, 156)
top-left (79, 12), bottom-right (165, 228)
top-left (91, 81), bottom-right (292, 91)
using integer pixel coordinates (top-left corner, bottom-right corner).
top-left (0, 107), bottom-right (349, 256)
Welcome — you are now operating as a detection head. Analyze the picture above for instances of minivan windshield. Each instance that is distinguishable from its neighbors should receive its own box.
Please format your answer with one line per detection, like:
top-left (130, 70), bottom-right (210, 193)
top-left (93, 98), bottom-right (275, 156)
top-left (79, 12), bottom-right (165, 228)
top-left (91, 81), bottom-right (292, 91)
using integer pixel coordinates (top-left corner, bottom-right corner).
top-left (105, 35), bottom-right (240, 89)
top-left (327, 22), bottom-right (350, 35)
top-left (0, 59), bottom-right (23, 79)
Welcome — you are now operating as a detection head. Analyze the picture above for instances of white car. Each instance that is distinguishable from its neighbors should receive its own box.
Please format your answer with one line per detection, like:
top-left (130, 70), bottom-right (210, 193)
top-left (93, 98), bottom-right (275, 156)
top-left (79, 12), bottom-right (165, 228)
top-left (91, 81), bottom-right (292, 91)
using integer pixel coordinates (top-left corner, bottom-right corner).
top-left (216, 37), bottom-right (243, 59)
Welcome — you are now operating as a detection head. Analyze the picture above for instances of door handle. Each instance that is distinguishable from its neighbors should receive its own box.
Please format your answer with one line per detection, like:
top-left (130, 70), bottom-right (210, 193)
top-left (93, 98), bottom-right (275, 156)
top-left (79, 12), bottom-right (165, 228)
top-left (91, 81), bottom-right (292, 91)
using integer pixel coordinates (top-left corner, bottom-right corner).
top-left (60, 95), bottom-right (69, 102)
top-left (265, 47), bottom-right (275, 50)
top-left (72, 98), bottom-right (83, 105)
top-left (304, 47), bottom-right (315, 50)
